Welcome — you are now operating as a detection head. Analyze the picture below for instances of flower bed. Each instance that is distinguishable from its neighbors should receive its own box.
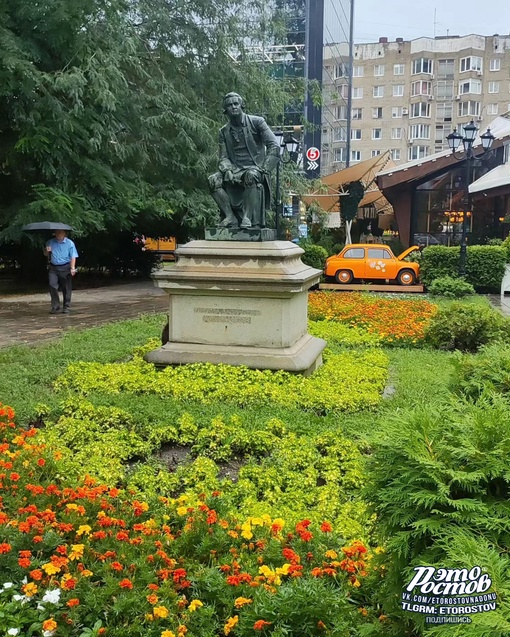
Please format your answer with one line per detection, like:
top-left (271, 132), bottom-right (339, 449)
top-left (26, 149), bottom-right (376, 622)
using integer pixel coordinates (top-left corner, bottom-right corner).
top-left (0, 404), bottom-right (386, 636)
top-left (308, 292), bottom-right (437, 345)
top-left (55, 348), bottom-right (389, 414)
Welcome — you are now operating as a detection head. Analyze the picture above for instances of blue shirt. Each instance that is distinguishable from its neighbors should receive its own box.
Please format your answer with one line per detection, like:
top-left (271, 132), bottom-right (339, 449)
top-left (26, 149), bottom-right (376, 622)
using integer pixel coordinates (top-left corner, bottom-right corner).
top-left (46, 237), bottom-right (79, 266)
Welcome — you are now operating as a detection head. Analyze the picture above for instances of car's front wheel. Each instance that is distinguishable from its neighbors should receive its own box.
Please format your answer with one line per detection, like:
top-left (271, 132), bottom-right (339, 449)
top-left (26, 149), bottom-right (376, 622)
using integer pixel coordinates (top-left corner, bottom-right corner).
top-left (335, 269), bottom-right (353, 284)
top-left (397, 269), bottom-right (416, 286)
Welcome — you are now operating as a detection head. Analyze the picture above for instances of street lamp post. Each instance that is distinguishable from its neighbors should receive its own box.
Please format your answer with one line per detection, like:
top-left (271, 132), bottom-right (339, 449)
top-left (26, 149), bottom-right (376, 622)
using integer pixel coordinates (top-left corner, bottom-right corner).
top-left (446, 120), bottom-right (495, 276)
top-left (273, 132), bottom-right (300, 240)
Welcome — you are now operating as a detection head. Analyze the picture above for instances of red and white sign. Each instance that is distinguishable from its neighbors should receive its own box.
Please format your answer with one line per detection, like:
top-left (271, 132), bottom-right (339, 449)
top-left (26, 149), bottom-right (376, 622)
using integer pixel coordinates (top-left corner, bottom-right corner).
top-left (306, 147), bottom-right (320, 162)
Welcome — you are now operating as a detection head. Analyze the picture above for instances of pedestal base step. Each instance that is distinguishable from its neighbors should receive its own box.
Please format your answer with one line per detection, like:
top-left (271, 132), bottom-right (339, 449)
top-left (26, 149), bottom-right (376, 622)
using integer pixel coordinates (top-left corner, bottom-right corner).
top-left (145, 333), bottom-right (326, 376)
top-left (205, 227), bottom-right (276, 242)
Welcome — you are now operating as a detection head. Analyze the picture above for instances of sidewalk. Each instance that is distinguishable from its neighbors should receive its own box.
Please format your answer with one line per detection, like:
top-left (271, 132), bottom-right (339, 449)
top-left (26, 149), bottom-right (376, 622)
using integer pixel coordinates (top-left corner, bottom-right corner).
top-left (0, 281), bottom-right (167, 348)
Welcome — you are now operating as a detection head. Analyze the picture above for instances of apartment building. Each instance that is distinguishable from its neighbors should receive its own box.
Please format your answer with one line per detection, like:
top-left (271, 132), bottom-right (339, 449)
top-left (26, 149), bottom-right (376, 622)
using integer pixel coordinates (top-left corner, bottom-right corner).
top-left (322, 34), bottom-right (510, 175)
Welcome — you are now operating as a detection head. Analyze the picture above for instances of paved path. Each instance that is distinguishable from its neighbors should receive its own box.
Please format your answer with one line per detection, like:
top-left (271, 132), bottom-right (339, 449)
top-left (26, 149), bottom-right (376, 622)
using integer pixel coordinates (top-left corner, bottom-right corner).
top-left (0, 281), bottom-right (167, 348)
top-left (488, 294), bottom-right (510, 318)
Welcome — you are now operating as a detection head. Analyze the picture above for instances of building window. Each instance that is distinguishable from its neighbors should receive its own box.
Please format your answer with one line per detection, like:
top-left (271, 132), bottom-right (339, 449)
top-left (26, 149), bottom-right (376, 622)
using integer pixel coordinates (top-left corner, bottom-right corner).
top-left (393, 84), bottom-right (404, 97)
top-left (490, 58), bottom-right (501, 71)
top-left (352, 87), bottom-right (363, 99)
top-left (335, 84), bottom-right (349, 99)
top-left (394, 64), bottom-right (405, 75)
top-left (391, 127), bottom-right (402, 139)
top-left (373, 86), bottom-right (384, 98)
top-left (460, 56), bottom-right (482, 72)
top-left (408, 145), bottom-right (430, 161)
top-left (353, 66), bottom-right (364, 77)
top-left (371, 150), bottom-right (382, 157)
top-left (390, 148), bottom-right (401, 160)
top-left (435, 124), bottom-right (452, 144)
top-left (351, 129), bottom-right (362, 140)
top-left (392, 106), bottom-right (403, 118)
top-left (372, 128), bottom-right (382, 140)
top-left (459, 79), bottom-right (482, 94)
top-left (374, 64), bottom-right (385, 77)
top-left (333, 147), bottom-right (347, 163)
top-left (372, 107), bottom-right (383, 119)
top-left (489, 81), bottom-right (500, 93)
top-left (350, 150), bottom-right (361, 162)
top-left (437, 58), bottom-right (455, 77)
top-left (436, 102), bottom-right (453, 121)
top-left (412, 58), bottom-right (433, 74)
top-left (334, 64), bottom-right (348, 79)
top-left (487, 103), bottom-right (499, 115)
top-left (436, 80), bottom-right (454, 99)
top-left (334, 105), bottom-right (347, 120)
top-left (333, 127), bottom-right (347, 142)
top-left (458, 101), bottom-right (481, 117)
top-left (410, 102), bottom-right (431, 118)
top-left (411, 81), bottom-right (432, 96)
top-left (410, 124), bottom-right (431, 140)
top-left (352, 108), bottom-right (363, 120)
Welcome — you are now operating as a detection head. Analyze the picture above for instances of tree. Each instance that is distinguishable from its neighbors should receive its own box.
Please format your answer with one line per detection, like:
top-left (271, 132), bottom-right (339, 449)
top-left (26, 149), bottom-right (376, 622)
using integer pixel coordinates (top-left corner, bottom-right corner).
top-left (340, 181), bottom-right (364, 245)
top-left (0, 0), bottom-right (296, 246)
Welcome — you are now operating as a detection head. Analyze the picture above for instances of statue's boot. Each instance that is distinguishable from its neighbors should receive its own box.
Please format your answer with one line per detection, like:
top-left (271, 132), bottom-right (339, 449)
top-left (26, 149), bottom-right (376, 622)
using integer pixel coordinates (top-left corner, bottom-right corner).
top-left (219, 214), bottom-right (239, 228)
top-left (240, 217), bottom-right (252, 229)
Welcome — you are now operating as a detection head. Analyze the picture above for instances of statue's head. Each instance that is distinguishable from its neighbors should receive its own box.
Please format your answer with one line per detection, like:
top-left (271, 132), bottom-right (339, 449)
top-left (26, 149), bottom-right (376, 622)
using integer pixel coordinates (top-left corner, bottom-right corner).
top-left (223, 92), bottom-right (244, 115)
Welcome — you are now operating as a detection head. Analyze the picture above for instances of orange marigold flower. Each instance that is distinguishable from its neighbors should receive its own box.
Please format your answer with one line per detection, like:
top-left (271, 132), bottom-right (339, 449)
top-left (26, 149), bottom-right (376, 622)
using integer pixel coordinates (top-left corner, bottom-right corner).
top-left (147, 594), bottom-right (159, 604)
top-left (37, 458), bottom-right (46, 467)
top-left (224, 615), bottom-right (239, 635)
top-left (320, 521), bottom-right (332, 533)
top-left (9, 472), bottom-right (20, 481)
top-left (22, 582), bottom-right (38, 596)
top-left (67, 598), bottom-right (80, 607)
top-left (111, 562), bottom-right (123, 571)
top-left (42, 619), bottom-right (57, 632)
top-left (119, 578), bottom-right (133, 589)
top-left (30, 568), bottom-right (43, 581)
top-left (18, 557), bottom-right (31, 568)
top-left (0, 542), bottom-right (12, 553)
top-left (253, 620), bottom-right (272, 631)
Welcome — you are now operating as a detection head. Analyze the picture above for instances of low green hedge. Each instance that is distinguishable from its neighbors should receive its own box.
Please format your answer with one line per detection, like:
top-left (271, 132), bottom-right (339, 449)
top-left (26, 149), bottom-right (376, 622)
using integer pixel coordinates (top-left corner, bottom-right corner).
top-left (419, 245), bottom-right (506, 291)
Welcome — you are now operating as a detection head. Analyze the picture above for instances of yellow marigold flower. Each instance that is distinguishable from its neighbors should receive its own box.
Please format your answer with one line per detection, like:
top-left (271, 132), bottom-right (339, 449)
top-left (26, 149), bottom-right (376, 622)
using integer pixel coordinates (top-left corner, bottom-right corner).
top-left (22, 582), bottom-right (38, 597)
top-left (234, 597), bottom-right (253, 608)
top-left (69, 544), bottom-right (85, 561)
top-left (161, 632), bottom-right (176, 637)
top-left (261, 514), bottom-right (272, 525)
top-left (81, 569), bottom-right (93, 577)
top-left (42, 618), bottom-right (57, 632)
top-left (325, 550), bottom-right (338, 560)
top-left (153, 606), bottom-right (169, 619)
top-left (224, 615), bottom-right (239, 635)
top-left (188, 600), bottom-right (204, 612)
top-left (146, 613), bottom-right (154, 621)
top-left (374, 546), bottom-right (385, 554)
top-left (76, 525), bottom-right (92, 536)
top-left (352, 578), bottom-right (361, 588)
top-left (275, 563), bottom-right (291, 576)
top-left (42, 562), bottom-right (61, 575)
top-left (66, 503), bottom-right (79, 511)
top-left (272, 517), bottom-right (285, 528)
top-left (249, 517), bottom-right (264, 527)
top-left (176, 506), bottom-right (188, 516)
top-left (241, 523), bottom-right (253, 540)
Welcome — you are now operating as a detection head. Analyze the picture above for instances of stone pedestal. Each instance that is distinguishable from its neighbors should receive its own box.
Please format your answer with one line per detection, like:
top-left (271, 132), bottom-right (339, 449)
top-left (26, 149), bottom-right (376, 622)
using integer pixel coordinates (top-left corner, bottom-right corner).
top-left (145, 240), bottom-right (325, 375)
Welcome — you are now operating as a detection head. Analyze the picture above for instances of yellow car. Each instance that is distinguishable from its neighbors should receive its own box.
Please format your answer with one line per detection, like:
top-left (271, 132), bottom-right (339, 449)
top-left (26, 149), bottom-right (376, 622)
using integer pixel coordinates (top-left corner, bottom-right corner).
top-left (324, 244), bottom-right (420, 285)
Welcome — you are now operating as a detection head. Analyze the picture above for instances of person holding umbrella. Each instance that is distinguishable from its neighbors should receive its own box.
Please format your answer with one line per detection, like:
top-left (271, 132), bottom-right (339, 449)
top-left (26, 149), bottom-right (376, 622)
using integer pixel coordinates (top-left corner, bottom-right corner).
top-left (44, 228), bottom-right (79, 314)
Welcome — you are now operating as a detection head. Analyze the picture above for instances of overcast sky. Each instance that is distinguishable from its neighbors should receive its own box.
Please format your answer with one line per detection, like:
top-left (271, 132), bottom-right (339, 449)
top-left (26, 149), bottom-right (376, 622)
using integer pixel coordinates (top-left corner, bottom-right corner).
top-left (354, 0), bottom-right (510, 42)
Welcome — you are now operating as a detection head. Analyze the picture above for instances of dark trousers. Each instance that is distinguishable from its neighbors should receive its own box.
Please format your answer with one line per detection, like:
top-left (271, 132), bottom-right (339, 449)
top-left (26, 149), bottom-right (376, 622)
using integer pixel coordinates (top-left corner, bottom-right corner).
top-left (49, 264), bottom-right (72, 310)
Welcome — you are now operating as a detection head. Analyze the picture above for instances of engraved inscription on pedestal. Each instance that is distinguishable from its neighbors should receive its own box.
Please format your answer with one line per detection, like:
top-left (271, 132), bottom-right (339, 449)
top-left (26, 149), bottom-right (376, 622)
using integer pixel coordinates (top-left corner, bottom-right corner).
top-left (195, 307), bottom-right (262, 325)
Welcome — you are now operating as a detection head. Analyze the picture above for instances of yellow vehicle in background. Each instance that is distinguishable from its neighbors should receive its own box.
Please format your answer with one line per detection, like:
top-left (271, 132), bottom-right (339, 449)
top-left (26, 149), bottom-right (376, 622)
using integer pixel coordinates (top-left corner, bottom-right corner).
top-left (143, 237), bottom-right (177, 261)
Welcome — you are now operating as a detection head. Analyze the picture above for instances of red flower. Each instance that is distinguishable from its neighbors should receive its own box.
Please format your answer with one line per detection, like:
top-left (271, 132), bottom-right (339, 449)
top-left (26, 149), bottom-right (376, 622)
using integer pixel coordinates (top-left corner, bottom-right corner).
top-left (111, 562), bottom-right (123, 571)
top-left (253, 620), bottom-right (272, 631)
top-left (67, 598), bottom-right (80, 607)
top-left (320, 521), bottom-right (332, 533)
top-left (37, 458), bottom-right (46, 467)
top-left (119, 579), bottom-right (133, 589)
top-left (18, 557), bottom-right (31, 568)
top-left (0, 543), bottom-right (12, 554)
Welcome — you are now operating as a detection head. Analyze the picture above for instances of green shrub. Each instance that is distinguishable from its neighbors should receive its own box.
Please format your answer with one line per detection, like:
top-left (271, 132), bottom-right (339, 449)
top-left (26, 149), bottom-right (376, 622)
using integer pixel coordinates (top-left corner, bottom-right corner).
top-left (451, 343), bottom-right (510, 399)
top-left (425, 301), bottom-right (510, 352)
top-left (300, 243), bottom-right (328, 270)
top-left (502, 234), bottom-right (510, 262)
top-left (365, 396), bottom-right (510, 635)
top-left (428, 275), bottom-right (475, 298)
top-left (419, 244), bottom-right (506, 291)
top-left (55, 348), bottom-right (389, 414)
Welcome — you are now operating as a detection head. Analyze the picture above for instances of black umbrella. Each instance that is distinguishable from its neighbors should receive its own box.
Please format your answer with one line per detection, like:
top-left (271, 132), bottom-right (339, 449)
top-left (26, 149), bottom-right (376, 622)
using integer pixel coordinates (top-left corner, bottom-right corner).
top-left (22, 221), bottom-right (73, 231)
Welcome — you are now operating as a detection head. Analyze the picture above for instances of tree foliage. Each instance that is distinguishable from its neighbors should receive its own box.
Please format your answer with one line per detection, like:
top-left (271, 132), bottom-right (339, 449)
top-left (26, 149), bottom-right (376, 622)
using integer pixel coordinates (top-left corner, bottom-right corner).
top-left (0, 0), bottom-right (296, 243)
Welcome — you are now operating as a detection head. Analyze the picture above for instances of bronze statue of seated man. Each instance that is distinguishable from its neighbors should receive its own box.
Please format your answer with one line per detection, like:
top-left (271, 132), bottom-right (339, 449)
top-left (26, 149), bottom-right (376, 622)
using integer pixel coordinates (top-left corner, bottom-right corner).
top-left (208, 92), bottom-right (279, 229)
